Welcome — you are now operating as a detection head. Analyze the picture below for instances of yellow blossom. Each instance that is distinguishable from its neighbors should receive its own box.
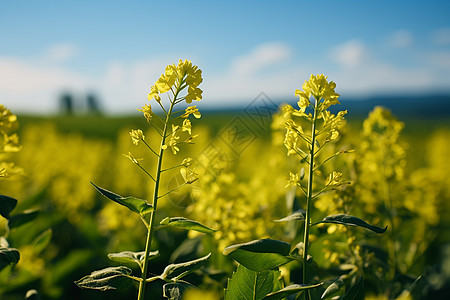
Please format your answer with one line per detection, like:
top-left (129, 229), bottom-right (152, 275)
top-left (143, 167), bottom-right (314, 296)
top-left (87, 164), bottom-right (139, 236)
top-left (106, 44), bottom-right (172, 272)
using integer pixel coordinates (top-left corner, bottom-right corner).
top-left (296, 74), bottom-right (340, 109)
top-left (138, 104), bottom-right (153, 122)
top-left (129, 129), bottom-right (145, 145)
top-left (182, 119), bottom-right (192, 134)
top-left (182, 106), bottom-right (201, 119)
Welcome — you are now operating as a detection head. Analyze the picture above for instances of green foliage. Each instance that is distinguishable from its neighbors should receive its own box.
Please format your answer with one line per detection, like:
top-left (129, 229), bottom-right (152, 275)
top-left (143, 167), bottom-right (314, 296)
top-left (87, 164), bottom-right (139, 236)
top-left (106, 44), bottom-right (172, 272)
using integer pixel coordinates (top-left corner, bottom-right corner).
top-left (313, 214), bottom-right (388, 234)
top-left (159, 217), bottom-right (217, 233)
top-left (107, 250), bottom-right (159, 269)
top-left (160, 253), bottom-right (211, 281)
top-left (0, 195), bottom-right (17, 219)
top-left (91, 182), bottom-right (154, 217)
top-left (163, 282), bottom-right (195, 300)
top-left (75, 266), bottom-right (134, 291)
top-left (224, 264), bottom-right (282, 300)
top-left (263, 283), bottom-right (324, 300)
top-left (223, 239), bottom-right (293, 272)
top-left (0, 247), bottom-right (20, 270)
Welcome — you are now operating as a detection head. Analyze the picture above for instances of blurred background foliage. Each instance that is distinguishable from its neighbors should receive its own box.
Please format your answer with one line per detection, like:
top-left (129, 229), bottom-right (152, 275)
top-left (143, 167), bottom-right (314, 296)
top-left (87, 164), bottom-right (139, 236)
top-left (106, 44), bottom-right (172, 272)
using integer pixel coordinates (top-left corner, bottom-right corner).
top-left (0, 103), bottom-right (449, 299)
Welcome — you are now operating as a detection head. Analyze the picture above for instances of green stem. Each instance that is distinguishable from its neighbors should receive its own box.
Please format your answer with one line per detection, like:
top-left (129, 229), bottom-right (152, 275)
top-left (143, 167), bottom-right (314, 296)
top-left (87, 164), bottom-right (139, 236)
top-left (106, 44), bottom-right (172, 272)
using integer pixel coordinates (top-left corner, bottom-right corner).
top-left (302, 99), bottom-right (318, 294)
top-left (137, 88), bottom-right (180, 300)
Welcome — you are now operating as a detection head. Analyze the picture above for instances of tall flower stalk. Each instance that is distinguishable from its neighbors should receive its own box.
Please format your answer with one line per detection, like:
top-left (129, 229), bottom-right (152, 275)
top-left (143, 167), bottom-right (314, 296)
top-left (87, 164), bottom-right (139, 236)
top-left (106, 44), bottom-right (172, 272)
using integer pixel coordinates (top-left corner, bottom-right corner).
top-left (76, 60), bottom-right (215, 300)
top-left (285, 75), bottom-right (344, 284)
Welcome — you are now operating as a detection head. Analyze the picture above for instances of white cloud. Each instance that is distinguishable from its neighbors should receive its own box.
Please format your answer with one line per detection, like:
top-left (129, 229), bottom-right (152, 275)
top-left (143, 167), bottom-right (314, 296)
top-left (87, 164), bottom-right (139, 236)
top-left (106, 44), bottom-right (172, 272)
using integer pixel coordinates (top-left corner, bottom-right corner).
top-left (230, 42), bottom-right (291, 75)
top-left (0, 57), bottom-right (89, 113)
top-left (428, 51), bottom-right (450, 69)
top-left (203, 43), bottom-right (301, 105)
top-left (328, 40), bottom-right (368, 68)
top-left (389, 30), bottom-right (413, 48)
top-left (45, 43), bottom-right (79, 63)
top-left (432, 28), bottom-right (450, 45)
top-left (2, 40), bottom-right (450, 115)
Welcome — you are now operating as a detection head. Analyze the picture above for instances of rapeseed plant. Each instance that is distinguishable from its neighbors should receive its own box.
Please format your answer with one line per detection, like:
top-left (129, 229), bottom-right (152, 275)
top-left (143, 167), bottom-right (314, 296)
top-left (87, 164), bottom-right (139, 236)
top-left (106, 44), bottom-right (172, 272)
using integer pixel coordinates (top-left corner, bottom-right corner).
top-left (76, 60), bottom-right (216, 300)
top-left (223, 75), bottom-right (386, 300)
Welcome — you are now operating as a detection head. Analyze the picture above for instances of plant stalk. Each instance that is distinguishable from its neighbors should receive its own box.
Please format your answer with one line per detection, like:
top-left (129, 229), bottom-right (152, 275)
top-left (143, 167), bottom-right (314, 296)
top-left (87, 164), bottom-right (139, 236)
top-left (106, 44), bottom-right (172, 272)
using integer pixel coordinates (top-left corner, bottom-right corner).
top-left (137, 91), bottom-right (179, 300)
top-left (302, 99), bottom-right (318, 296)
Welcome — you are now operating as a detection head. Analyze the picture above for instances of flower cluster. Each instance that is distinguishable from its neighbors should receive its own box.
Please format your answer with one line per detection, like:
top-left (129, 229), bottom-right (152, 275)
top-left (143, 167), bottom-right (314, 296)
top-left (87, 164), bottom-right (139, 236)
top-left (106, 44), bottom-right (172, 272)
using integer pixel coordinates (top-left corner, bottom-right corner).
top-left (283, 74), bottom-right (347, 163)
top-left (295, 74), bottom-right (340, 112)
top-left (0, 105), bottom-right (22, 178)
top-left (148, 59), bottom-right (203, 104)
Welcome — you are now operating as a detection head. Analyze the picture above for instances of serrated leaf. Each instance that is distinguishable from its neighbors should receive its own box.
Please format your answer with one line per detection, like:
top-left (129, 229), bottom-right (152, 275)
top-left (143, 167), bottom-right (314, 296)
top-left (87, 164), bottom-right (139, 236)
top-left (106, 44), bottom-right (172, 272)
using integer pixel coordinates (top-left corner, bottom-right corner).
top-left (8, 210), bottom-right (39, 229)
top-left (75, 266), bottom-right (134, 291)
top-left (91, 182), bottom-right (153, 217)
top-left (321, 277), bottom-right (345, 299)
top-left (315, 214), bottom-right (387, 234)
top-left (262, 283), bottom-right (324, 300)
top-left (159, 217), bottom-right (217, 233)
top-left (32, 229), bottom-right (52, 254)
top-left (274, 210), bottom-right (305, 222)
top-left (225, 264), bottom-right (281, 300)
top-left (160, 253), bottom-right (211, 280)
top-left (223, 239), bottom-right (293, 272)
top-left (0, 195), bottom-right (17, 219)
top-left (163, 282), bottom-right (195, 300)
top-left (0, 247), bottom-right (20, 270)
top-left (108, 250), bottom-right (159, 267)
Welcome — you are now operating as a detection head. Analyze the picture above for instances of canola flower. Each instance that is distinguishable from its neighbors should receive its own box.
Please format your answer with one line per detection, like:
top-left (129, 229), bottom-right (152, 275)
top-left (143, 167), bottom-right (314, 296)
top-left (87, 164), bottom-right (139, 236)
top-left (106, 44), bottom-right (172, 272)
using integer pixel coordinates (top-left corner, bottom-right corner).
top-left (134, 59), bottom-right (205, 300)
top-left (283, 74), bottom-right (351, 290)
top-left (0, 105), bottom-right (22, 178)
top-left (75, 59), bottom-right (207, 300)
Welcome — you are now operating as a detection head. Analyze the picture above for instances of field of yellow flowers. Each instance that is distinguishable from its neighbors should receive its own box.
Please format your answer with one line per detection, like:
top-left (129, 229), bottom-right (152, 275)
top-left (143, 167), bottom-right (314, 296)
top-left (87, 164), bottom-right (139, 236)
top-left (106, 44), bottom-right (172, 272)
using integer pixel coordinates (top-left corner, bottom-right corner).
top-left (1, 66), bottom-right (450, 300)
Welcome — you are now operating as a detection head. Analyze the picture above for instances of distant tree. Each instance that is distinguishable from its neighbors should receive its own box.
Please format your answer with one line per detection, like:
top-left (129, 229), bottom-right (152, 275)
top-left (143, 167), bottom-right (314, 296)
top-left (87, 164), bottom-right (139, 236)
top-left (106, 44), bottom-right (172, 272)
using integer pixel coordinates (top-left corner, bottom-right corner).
top-left (60, 92), bottom-right (74, 115)
top-left (86, 93), bottom-right (102, 115)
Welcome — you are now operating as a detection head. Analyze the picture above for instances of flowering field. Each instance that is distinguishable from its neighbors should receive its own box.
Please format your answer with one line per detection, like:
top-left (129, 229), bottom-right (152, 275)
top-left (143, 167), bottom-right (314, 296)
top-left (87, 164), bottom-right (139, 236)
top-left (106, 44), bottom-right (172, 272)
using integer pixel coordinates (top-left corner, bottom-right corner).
top-left (1, 62), bottom-right (450, 300)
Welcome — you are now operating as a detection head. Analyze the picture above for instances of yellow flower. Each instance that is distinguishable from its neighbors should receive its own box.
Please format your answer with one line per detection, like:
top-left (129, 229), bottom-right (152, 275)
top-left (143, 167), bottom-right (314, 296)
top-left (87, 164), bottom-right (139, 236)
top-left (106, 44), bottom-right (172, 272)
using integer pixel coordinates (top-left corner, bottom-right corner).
top-left (182, 106), bottom-right (201, 119)
top-left (162, 125), bottom-right (180, 154)
top-left (123, 152), bottom-right (143, 165)
top-left (129, 129), bottom-right (145, 145)
top-left (182, 119), bottom-right (192, 134)
top-left (325, 171), bottom-right (348, 187)
top-left (296, 74), bottom-right (340, 109)
top-left (138, 104), bottom-right (152, 122)
top-left (285, 171), bottom-right (300, 188)
top-left (181, 157), bottom-right (194, 167)
top-left (147, 85), bottom-right (160, 102)
top-left (185, 86), bottom-right (203, 103)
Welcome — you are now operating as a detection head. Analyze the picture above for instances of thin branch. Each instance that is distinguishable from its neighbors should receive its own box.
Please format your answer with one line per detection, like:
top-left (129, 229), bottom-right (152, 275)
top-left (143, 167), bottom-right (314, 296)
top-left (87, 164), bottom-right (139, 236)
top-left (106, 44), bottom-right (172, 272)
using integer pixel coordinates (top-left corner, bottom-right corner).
top-left (161, 164), bottom-right (183, 173)
top-left (157, 182), bottom-right (188, 199)
top-left (136, 163), bottom-right (156, 182)
top-left (142, 140), bottom-right (159, 157)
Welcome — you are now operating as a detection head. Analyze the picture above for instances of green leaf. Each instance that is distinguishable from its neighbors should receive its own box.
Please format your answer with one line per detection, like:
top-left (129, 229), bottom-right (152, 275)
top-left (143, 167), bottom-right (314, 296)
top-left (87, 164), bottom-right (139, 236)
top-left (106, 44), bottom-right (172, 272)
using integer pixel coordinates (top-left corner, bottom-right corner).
top-left (163, 282), bottom-right (195, 300)
top-left (262, 283), bottom-right (324, 300)
top-left (0, 195), bottom-right (17, 219)
top-left (8, 210), bottom-right (39, 229)
top-left (223, 239), bottom-right (293, 272)
top-left (159, 217), bottom-right (217, 233)
top-left (343, 276), bottom-right (364, 300)
top-left (91, 182), bottom-right (153, 217)
top-left (225, 264), bottom-right (281, 300)
top-left (160, 253), bottom-right (211, 280)
top-left (0, 247), bottom-right (20, 271)
top-left (321, 277), bottom-right (345, 299)
top-left (32, 229), bottom-right (52, 254)
top-left (75, 266), bottom-right (134, 291)
top-left (108, 250), bottom-right (159, 268)
top-left (274, 210), bottom-right (305, 222)
top-left (315, 214), bottom-right (387, 234)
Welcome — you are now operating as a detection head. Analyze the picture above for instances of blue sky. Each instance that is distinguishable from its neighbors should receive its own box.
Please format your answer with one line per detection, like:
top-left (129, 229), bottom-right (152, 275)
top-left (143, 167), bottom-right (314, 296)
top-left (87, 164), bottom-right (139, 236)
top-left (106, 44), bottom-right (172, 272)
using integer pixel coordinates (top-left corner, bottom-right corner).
top-left (1, 1), bottom-right (450, 114)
